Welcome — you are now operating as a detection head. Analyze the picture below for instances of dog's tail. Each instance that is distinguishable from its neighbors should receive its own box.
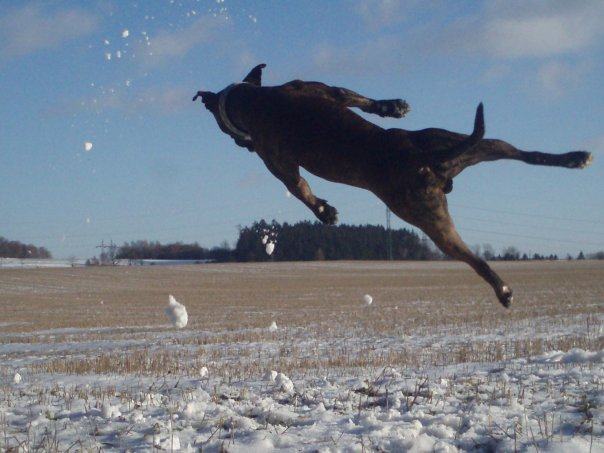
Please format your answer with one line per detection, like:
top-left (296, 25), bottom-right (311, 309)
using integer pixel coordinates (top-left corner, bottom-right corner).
top-left (439, 103), bottom-right (484, 162)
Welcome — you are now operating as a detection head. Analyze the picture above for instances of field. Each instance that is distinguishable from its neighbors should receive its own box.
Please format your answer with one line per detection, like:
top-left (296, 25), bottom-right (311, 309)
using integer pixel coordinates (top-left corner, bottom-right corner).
top-left (1, 261), bottom-right (603, 452)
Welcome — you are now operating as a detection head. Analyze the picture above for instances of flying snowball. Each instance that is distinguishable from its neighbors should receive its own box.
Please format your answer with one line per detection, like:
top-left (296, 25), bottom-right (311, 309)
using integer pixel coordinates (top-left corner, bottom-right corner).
top-left (84, 142), bottom-right (93, 152)
top-left (122, 29), bottom-right (130, 38)
top-left (199, 366), bottom-right (208, 378)
top-left (261, 235), bottom-right (268, 245)
top-left (165, 294), bottom-right (188, 328)
top-left (363, 294), bottom-right (373, 306)
top-left (13, 373), bottom-right (21, 384)
top-left (268, 321), bottom-right (278, 332)
top-left (265, 242), bottom-right (275, 256)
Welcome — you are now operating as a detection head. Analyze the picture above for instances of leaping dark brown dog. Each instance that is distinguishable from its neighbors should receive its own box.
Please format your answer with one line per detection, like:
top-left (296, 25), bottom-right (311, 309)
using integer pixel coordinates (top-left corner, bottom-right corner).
top-left (194, 64), bottom-right (592, 308)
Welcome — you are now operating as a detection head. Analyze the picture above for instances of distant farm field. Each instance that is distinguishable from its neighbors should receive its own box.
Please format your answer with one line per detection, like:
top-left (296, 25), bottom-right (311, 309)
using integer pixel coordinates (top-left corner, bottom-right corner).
top-left (1, 261), bottom-right (603, 451)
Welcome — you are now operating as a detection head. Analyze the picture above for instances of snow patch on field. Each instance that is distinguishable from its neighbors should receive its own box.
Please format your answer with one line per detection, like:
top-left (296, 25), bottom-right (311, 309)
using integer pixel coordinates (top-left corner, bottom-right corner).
top-left (1, 350), bottom-right (602, 451)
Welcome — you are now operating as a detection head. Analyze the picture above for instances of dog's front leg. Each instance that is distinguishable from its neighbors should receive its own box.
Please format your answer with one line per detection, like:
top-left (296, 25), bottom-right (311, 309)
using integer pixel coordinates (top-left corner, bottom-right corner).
top-left (329, 85), bottom-right (410, 118)
top-left (262, 158), bottom-right (338, 225)
top-left (286, 81), bottom-right (410, 118)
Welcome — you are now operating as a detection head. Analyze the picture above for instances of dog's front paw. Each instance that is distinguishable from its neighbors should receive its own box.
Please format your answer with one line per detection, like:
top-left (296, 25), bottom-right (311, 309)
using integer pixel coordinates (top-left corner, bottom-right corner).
top-left (373, 99), bottom-right (410, 118)
top-left (316, 203), bottom-right (339, 225)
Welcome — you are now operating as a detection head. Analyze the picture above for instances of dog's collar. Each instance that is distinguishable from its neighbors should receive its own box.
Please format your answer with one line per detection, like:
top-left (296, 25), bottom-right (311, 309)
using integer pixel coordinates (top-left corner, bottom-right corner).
top-left (218, 83), bottom-right (251, 142)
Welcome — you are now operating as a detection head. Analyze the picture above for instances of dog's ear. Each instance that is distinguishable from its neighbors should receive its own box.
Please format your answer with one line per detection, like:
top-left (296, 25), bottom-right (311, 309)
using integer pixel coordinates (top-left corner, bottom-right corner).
top-left (193, 90), bottom-right (218, 111)
top-left (242, 63), bottom-right (266, 86)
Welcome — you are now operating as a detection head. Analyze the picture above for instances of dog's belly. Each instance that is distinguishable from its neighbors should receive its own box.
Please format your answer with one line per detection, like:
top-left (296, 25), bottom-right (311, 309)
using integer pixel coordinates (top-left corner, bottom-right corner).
top-left (297, 152), bottom-right (375, 189)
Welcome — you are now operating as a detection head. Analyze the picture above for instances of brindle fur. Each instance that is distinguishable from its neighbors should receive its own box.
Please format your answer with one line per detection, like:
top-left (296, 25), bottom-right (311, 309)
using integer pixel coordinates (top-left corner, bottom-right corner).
top-left (195, 64), bottom-right (592, 308)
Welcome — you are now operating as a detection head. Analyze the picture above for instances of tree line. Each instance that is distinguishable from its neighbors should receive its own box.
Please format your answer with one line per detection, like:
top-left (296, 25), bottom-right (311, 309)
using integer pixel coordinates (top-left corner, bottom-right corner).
top-left (115, 220), bottom-right (438, 262)
top-left (113, 221), bottom-right (604, 263)
top-left (0, 236), bottom-right (52, 258)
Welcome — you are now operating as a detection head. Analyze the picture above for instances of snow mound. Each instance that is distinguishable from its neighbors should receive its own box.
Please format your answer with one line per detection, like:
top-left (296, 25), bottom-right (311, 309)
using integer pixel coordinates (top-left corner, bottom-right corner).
top-left (364, 294), bottom-right (373, 305)
top-left (275, 373), bottom-right (294, 393)
top-left (183, 401), bottom-right (204, 420)
top-left (159, 434), bottom-right (180, 451)
top-left (268, 321), bottom-right (278, 332)
top-left (165, 295), bottom-right (188, 328)
top-left (101, 402), bottom-right (121, 419)
top-left (265, 370), bottom-right (278, 382)
top-left (532, 348), bottom-right (604, 364)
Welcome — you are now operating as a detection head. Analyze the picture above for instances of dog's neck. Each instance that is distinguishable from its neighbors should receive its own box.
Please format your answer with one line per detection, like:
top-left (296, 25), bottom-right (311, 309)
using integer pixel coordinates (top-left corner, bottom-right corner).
top-left (219, 83), bottom-right (251, 141)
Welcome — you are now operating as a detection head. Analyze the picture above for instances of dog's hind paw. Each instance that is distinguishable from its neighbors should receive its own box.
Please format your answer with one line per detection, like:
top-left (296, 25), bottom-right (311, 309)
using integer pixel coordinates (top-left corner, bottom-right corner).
top-left (317, 203), bottom-right (339, 225)
top-left (565, 151), bottom-right (593, 169)
top-left (373, 99), bottom-right (410, 118)
top-left (497, 285), bottom-right (513, 309)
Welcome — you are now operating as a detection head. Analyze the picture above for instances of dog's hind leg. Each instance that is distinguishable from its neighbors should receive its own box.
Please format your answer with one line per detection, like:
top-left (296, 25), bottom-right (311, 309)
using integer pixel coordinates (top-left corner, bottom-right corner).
top-left (261, 157), bottom-right (338, 225)
top-left (284, 80), bottom-right (410, 118)
top-left (386, 189), bottom-right (513, 307)
top-left (446, 139), bottom-right (593, 178)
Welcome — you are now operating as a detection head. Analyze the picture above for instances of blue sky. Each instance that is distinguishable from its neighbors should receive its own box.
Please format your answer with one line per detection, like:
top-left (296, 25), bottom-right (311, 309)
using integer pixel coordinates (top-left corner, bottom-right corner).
top-left (1, 0), bottom-right (603, 259)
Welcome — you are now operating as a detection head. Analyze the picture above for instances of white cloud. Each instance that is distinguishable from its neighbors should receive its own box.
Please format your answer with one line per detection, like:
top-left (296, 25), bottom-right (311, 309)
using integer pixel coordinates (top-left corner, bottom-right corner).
top-left (355, 0), bottom-right (411, 28)
top-left (0, 5), bottom-right (97, 58)
top-left (481, 5), bottom-right (604, 58)
top-left (45, 85), bottom-right (194, 117)
top-left (584, 135), bottom-right (604, 154)
top-left (139, 15), bottom-right (227, 66)
top-left (536, 61), bottom-right (590, 96)
top-left (312, 36), bottom-right (404, 76)
top-left (442, 1), bottom-right (604, 59)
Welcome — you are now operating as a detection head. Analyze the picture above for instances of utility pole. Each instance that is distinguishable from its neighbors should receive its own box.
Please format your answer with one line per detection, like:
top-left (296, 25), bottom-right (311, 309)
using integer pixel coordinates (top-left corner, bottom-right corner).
top-left (96, 240), bottom-right (117, 265)
top-left (386, 207), bottom-right (393, 260)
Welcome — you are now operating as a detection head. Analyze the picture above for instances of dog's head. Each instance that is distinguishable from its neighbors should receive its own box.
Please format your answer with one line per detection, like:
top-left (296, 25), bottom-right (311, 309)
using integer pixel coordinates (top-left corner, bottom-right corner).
top-left (193, 64), bottom-right (266, 151)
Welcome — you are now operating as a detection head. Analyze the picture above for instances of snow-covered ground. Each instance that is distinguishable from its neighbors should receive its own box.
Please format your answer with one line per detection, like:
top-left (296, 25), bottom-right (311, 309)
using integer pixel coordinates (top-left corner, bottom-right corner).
top-left (0, 261), bottom-right (602, 451)
top-left (0, 258), bottom-right (86, 268)
top-left (1, 346), bottom-right (602, 452)
top-left (1, 317), bottom-right (602, 452)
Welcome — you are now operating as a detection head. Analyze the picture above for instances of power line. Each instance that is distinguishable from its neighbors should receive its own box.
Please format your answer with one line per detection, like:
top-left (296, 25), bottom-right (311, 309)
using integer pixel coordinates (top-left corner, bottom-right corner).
top-left (450, 202), bottom-right (604, 226)
top-left (454, 215), bottom-right (604, 237)
top-left (457, 226), bottom-right (604, 247)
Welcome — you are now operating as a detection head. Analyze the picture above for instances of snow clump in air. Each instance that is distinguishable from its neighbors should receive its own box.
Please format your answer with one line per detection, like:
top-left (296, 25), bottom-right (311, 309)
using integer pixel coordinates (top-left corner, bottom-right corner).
top-left (363, 294), bottom-right (373, 306)
top-left (165, 294), bottom-right (188, 328)
top-left (268, 321), bottom-right (278, 332)
top-left (122, 29), bottom-right (130, 38)
top-left (13, 373), bottom-right (21, 384)
top-left (260, 226), bottom-right (278, 255)
top-left (265, 242), bottom-right (275, 255)
top-left (84, 142), bottom-right (93, 152)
